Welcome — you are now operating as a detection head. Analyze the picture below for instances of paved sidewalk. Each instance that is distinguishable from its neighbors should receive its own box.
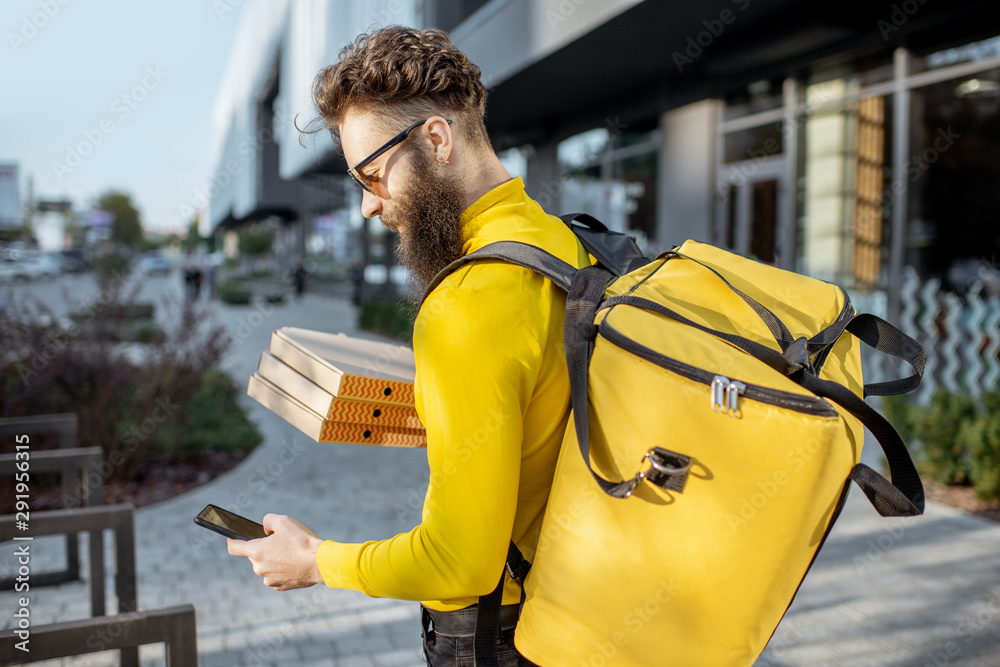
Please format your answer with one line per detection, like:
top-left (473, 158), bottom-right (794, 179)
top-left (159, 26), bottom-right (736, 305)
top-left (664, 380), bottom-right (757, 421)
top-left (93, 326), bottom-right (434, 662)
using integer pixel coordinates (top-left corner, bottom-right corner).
top-left (4, 289), bottom-right (1000, 666)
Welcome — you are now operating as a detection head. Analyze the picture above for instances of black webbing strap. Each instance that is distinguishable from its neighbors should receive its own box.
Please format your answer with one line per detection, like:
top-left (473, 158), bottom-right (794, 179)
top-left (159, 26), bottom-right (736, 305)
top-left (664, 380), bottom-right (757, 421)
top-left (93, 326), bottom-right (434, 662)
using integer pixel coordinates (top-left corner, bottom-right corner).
top-left (474, 542), bottom-right (531, 666)
top-left (565, 266), bottom-right (641, 498)
top-left (798, 372), bottom-right (924, 516)
top-left (600, 295), bottom-right (809, 378)
top-left (474, 569), bottom-right (505, 667)
top-left (845, 314), bottom-right (927, 397)
top-left (419, 241), bottom-right (577, 309)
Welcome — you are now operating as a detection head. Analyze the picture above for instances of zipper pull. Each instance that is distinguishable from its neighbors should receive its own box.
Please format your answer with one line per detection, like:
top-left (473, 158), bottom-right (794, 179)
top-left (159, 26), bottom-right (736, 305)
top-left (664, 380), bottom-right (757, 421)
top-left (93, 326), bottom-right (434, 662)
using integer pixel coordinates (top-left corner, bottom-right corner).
top-left (711, 376), bottom-right (729, 413)
top-left (726, 380), bottom-right (746, 418)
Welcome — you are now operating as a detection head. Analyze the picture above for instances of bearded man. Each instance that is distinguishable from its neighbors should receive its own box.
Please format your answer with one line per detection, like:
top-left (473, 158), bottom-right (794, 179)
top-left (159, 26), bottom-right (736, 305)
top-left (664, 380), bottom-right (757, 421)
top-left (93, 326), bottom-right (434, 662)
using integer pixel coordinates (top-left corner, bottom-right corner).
top-left (227, 25), bottom-right (589, 666)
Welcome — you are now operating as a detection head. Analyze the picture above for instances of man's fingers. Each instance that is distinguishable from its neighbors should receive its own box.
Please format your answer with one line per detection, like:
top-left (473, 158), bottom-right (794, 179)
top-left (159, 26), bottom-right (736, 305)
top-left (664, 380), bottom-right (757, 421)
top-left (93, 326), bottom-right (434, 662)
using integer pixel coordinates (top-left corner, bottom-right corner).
top-left (261, 513), bottom-right (282, 535)
top-left (227, 536), bottom-right (262, 557)
top-left (227, 537), bottom-right (248, 556)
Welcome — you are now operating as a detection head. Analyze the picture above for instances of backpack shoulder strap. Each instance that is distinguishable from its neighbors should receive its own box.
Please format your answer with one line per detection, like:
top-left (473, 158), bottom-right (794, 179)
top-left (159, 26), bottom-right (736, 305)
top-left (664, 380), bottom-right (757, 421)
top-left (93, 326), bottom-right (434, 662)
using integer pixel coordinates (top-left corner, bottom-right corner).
top-left (418, 241), bottom-right (578, 307)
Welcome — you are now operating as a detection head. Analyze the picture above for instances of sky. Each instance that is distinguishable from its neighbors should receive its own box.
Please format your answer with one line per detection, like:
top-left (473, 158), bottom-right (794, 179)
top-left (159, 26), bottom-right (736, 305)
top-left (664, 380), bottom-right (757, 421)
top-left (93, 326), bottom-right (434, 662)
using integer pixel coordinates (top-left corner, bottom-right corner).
top-left (1, 0), bottom-right (247, 243)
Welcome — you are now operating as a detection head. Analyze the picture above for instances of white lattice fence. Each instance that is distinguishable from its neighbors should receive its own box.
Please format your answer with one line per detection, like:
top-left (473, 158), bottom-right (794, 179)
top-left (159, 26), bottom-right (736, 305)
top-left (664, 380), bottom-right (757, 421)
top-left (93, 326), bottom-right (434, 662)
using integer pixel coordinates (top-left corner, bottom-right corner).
top-left (856, 266), bottom-right (1000, 404)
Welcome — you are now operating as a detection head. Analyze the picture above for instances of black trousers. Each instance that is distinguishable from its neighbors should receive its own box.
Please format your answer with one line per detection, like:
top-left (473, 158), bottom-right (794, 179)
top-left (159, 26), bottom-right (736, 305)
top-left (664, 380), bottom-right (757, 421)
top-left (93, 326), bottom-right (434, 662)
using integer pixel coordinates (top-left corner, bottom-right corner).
top-left (420, 603), bottom-right (539, 666)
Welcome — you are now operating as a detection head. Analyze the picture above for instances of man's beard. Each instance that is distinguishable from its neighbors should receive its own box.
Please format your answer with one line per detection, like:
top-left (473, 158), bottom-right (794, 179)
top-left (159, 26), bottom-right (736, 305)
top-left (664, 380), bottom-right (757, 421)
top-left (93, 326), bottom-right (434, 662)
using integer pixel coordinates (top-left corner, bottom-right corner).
top-left (382, 150), bottom-right (466, 304)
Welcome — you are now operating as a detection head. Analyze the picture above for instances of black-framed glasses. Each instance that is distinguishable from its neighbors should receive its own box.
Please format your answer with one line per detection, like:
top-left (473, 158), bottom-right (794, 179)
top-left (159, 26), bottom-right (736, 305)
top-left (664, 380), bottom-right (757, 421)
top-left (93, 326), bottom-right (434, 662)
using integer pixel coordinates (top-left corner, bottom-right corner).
top-left (347, 118), bottom-right (453, 193)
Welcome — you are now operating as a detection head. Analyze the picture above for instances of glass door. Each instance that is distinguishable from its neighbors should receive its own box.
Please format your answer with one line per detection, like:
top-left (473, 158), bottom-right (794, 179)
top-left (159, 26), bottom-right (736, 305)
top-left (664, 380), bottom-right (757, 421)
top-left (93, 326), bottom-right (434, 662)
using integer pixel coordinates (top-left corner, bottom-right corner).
top-left (716, 155), bottom-right (786, 265)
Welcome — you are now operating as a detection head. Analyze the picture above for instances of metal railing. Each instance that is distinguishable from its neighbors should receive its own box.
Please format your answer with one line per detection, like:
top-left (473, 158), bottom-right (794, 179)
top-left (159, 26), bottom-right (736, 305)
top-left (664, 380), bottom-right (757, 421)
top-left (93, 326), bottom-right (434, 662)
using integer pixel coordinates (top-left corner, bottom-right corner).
top-left (0, 604), bottom-right (197, 666)
top-left (0, 446), bottom-right (103, 589)
top-left (0, 414), bottom-right (96, 584)
top-left (1, 504), bottom-right (140, 667)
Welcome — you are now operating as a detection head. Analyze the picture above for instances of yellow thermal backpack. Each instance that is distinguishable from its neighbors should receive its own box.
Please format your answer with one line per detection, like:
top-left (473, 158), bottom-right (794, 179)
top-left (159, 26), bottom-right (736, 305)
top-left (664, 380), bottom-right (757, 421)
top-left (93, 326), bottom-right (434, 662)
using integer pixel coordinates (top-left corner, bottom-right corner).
top-left (425, 214), bottom-right (926, 667)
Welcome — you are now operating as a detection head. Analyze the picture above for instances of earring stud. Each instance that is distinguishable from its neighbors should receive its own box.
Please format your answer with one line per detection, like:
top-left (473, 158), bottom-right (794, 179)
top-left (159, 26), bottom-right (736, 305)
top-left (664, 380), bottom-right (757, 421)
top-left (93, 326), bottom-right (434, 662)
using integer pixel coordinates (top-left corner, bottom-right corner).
top-left (437, 156), bottom-right (449, 166)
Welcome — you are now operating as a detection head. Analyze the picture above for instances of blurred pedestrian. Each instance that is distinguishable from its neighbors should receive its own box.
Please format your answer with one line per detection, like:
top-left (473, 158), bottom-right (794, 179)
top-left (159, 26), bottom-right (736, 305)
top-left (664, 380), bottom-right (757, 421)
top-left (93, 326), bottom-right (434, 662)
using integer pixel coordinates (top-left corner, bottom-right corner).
top-left (289, 257), bottom-right (307, 300)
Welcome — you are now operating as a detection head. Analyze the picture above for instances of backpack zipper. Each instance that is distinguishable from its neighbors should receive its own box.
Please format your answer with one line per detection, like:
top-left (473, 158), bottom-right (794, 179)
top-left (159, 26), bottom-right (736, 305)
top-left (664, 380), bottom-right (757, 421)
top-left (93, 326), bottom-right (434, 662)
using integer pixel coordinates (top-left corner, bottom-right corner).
top-left (600, 321), bottom-right (839, 418)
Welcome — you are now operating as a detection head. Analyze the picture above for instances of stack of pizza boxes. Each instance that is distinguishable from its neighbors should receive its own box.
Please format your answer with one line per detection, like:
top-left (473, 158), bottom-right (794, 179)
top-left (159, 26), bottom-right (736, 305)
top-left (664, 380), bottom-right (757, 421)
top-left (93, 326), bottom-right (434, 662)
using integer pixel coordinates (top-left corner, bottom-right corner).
top-left (247, 327), bottom-right (426, 447)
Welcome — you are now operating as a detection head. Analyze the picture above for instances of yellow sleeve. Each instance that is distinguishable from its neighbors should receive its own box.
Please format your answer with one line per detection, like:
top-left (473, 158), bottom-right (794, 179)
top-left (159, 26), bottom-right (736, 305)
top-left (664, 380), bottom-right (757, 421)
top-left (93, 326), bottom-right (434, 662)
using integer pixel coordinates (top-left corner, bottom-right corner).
top-left (316, 267), bottom-right (546, 602)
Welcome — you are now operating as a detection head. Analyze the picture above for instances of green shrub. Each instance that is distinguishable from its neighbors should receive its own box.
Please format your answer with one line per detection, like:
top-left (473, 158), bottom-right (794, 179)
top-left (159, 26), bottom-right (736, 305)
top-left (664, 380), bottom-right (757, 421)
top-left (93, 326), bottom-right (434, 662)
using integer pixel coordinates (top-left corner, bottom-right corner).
top-left (90, 251), bottom-right (133, 288)
top-left (359, 300), bottom-right (415, 343)
top-left (888, 390), bottom-right (1000, 502)
top-left (150, 367), bottom-right (262, 461)
top-left (961, 394), bottom-right (1000, 500)
top-left (881, 394), bottom-right (915, 443)
top-left (218, 281), bottom-right (252, 305)
top-left (910, 390), bottom-right (978, 485)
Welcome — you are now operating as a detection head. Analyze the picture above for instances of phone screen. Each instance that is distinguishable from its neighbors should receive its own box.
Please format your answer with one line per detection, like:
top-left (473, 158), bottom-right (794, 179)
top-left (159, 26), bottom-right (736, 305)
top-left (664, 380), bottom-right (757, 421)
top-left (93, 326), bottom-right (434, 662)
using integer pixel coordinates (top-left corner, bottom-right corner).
top-left (195, 504), bottom-right (267, 541)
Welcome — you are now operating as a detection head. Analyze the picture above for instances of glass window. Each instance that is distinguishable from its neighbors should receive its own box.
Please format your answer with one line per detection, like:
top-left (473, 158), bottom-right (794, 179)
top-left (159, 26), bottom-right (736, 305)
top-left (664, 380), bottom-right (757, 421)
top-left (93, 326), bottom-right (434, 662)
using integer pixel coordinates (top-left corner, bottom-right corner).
top-left (916, 34), bottom-right (1000, 73)
top-left (723, 124), bottom-right (784, 163)
top-left (497, 147), bottom-right (527, 182)
top-left (557, 128), bottom-right (658, 249)
top-left (723, 78), bottom-right (784, 121)
top-left (613, 152), bottom-right (657, 242)
top-left (558, 128), bottom-right (610, 169)
top-left (905, 67), bottom-right (1000, 291)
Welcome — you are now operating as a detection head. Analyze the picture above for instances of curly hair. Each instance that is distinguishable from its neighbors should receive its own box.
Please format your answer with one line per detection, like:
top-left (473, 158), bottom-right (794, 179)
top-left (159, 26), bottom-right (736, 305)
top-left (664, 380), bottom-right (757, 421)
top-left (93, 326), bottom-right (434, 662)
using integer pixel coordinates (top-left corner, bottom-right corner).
top-left (300, 26), bottom-right (490, 148)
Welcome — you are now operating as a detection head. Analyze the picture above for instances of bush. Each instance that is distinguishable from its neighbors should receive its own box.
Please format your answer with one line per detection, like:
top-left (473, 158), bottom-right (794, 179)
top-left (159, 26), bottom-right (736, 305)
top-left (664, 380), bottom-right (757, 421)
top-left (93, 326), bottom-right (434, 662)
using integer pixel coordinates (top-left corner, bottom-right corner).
top-left (90, 251), bottom-right (133, 289)
top-left (960, 396), bottom-right (1000, 500)
top-left (359, 300), bottom-right (415, 343)
top-left (218, 281), bottom-right (252, 305)
top-left (0, 289), bottom-right (260, 482)
top-left (910, 390), bottom-right (978, 485)
top-left (887, 390), bottom-right (1000, 501)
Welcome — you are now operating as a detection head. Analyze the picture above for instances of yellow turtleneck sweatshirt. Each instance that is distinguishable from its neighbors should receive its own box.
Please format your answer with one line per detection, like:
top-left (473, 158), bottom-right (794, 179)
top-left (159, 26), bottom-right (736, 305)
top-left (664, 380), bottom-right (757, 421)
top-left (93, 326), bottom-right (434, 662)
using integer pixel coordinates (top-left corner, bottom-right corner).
top-left (316, 177), bottom-right (589, 611)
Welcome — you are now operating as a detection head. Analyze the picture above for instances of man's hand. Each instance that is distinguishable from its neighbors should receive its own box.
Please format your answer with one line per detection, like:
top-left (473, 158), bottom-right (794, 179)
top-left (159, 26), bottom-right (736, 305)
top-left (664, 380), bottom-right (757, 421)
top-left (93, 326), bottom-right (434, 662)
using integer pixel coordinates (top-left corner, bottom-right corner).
top-left (227, 514), bottom-right (324, 591)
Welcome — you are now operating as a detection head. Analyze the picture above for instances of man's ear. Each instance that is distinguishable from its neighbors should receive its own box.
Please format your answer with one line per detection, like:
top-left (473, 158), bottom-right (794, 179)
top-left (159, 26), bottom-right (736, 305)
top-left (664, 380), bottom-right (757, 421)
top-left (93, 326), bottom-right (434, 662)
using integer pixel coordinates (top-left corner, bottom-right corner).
top-left (425, 116), bottom-right (453, 164)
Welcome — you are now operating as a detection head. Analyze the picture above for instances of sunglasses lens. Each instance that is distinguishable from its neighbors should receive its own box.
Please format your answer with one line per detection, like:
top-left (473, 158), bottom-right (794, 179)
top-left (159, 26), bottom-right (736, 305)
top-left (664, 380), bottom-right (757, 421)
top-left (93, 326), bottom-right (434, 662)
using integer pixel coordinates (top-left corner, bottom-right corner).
top-left (349, 171), bottom-right (372, 193)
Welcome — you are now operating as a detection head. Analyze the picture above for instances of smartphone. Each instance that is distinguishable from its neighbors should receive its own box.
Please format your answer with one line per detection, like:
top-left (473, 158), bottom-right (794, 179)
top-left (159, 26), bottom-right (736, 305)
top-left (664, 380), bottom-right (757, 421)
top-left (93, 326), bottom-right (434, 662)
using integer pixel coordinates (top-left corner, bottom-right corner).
top-left (194, 504), bottom-right (267, 541)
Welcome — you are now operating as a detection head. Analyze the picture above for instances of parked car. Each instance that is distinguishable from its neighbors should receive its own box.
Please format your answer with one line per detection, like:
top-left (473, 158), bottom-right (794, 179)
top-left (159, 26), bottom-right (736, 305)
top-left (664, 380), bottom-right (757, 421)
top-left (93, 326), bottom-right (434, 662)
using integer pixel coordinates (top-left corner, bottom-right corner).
top-left (0, 259), bottom-right (23, 282)
top-left (139, 254), bottom-right (172, 276)
top-left (0, 256), bottom-right (60, 281)
top-left (58, 249), bottom-right (89, 273)
top-left (25, 255), bottom-right (61, 279)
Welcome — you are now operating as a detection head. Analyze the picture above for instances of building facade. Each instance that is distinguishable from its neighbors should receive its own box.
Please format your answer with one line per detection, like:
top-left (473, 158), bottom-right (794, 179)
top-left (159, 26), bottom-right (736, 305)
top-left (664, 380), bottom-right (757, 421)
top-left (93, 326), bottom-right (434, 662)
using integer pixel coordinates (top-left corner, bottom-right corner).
top-left (208, 0), bottom-right (1000, 320)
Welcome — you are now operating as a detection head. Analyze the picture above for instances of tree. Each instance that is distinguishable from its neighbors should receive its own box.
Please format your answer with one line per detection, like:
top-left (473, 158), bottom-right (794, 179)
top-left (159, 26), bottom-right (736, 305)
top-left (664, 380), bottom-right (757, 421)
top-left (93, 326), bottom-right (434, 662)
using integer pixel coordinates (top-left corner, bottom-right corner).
top-left (97, 191), bottom-right (143, 247)
top-left (238, 224), bottom-right (274, 257)
top-left (182, 216), bottom-right (203, 253)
